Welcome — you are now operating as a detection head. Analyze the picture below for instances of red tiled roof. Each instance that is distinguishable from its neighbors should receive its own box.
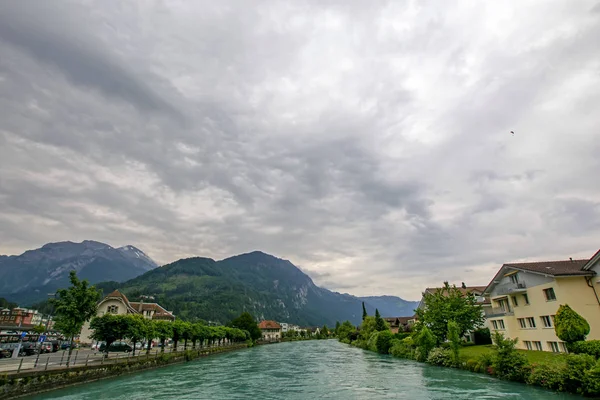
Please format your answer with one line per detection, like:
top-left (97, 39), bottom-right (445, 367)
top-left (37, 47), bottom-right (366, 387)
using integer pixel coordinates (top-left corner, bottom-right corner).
top-left (105, 289), bottom-right (130, 304)
top-left (383, 316), bottom-right (416, 326)
top-left (503, 259), bottom-right (591, 276)
top-left (258, 320), bottom-right (281, 330)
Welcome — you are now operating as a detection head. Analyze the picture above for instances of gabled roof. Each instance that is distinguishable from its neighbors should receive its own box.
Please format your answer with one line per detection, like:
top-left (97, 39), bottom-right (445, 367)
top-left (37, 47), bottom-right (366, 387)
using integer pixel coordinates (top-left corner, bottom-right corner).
top-left (105, 289), bottom-right (131, 304)
top-left (383, 316), bottom-right (416, 326)
top-left (484, 254), bottom-right (597, 295)
top-left (258, 320), bottom-right (281, 330)
top-left (503, 259), bottom-right (590, 276)
top-left (582, 249), bottom-right (600, 271)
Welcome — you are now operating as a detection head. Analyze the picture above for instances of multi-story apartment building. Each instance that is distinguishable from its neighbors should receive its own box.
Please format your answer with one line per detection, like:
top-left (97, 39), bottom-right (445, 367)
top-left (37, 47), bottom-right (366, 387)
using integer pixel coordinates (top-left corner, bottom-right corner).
top-left (483, 249), bottom-right (600, 352)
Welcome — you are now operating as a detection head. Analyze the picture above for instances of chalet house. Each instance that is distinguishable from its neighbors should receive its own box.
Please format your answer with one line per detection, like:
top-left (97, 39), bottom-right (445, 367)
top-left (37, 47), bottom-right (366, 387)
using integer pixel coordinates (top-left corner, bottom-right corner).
top-left (383, 316), bottom-right (416, 334)
top-left (80, 290), bottom-right (175, 344)
top-left (258, 320), bottom-right (282, 341)
top-left (483, 249), bottom-right (600, 352)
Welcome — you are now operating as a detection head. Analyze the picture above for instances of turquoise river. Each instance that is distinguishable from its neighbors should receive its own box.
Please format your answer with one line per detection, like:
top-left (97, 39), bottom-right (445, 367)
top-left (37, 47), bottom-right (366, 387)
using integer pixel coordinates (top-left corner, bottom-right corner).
top-left (27, 341), bottom-right (580, 400)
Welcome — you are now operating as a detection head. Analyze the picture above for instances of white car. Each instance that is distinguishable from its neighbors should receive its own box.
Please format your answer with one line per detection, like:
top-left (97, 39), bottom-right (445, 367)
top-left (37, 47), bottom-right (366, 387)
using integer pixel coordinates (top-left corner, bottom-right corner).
top-left (91, 342), bottom-right (105, 352)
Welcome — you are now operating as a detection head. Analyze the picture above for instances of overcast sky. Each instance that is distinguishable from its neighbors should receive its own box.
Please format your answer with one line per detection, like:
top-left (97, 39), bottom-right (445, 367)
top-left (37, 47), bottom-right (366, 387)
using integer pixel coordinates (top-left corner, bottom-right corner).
top-left (1, 1), bottom-right (599, 300)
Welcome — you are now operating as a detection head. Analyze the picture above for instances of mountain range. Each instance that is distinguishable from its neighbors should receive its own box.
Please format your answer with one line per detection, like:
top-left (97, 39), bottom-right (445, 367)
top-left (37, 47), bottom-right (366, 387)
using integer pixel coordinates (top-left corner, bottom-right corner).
top-left (0, 241), bottom-right (418, 325)
top-left (0, 240), bottom-right (157, 304)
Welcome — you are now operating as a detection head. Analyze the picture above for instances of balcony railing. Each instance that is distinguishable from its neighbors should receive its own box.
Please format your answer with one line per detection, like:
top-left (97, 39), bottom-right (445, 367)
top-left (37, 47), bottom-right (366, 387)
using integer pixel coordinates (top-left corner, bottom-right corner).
top-left (485, 307), bottom-right (514, 318)
top-left (495, 282), bottom-right (527, 296)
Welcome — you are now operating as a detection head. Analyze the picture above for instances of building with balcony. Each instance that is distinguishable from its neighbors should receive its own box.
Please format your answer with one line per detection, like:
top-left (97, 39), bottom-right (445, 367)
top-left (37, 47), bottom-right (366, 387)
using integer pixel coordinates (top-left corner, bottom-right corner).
top-left (483, 249), bottom-right (600, 352)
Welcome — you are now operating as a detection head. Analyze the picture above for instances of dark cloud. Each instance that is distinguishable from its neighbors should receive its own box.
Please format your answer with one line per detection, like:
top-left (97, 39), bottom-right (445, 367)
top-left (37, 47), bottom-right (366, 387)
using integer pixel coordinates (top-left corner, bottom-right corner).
top-left (1, 1), bottom-right (599, 300)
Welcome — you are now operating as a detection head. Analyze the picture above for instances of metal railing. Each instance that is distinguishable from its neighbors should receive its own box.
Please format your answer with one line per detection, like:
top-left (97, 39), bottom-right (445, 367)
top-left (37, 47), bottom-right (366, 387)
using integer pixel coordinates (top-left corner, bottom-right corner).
top-left (0, 343), bottom-right (239, 374)
top-left (484, 307), bottom-right (514, 318)
top-left (495, 282), bottom-right (527, 296)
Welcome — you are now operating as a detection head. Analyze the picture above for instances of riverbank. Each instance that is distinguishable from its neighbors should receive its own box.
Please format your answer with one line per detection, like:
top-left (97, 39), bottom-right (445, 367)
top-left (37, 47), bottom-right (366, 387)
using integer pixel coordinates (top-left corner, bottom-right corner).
top-left (0, 344), bottom-right (248, 399)
top-left (347, 339), bottom-right (600, 397)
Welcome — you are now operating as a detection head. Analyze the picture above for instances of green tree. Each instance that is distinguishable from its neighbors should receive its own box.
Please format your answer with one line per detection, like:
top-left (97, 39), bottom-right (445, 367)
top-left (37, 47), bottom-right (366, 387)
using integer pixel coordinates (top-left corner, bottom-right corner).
top-left (375, 330), bottom-right (394, 354)
top-left (171, 320), bottom-right (190, 351)
top-left (124, 314), bottom-right (146, 356)
top-left (555, 304), bottom-right (590, 345)
top-left (321, 325), bottom-right (330, 337)
top-left (414, 325), bottom-right (436, 362)
top-left (90, 314), bottom-right (129, 355)
top-left (154, 320), bottom-right (173, 352)
top-left (447, 320), bottom-right (461, 365)
top-left (32, 324), bottom-right (46, 335)
top-left (229, 312), bottom-right (261, 341)
top-left (359, 316), bottom-right (377, 344)
top-left (190, 323), bottom-right (209, 348)
top-left (374, 309), bottom-right (389, 332)
top-left (491, 331), bottom-right (528, 381)
top-left (336, 321), bottom-right (356, 342)
top-left (335, 321), bottom-right (341, 336)
top-left (143, 318), bottom-right (156, 354)
top-left (362, 302), bottom-right (368, 320)
top-left (51, 271), bottom-right (102, 365)
top-left (414, 283), bottom-right (484, 343)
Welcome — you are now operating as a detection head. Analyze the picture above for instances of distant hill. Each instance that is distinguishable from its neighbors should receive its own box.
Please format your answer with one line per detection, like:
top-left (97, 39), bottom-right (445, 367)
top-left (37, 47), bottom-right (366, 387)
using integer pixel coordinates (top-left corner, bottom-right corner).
top-left (0, 240), bottom-right (158, 305)
top-left (92, 251), bottom-right (414, 326)
top-left (358, 295), bottom-right (419, 317)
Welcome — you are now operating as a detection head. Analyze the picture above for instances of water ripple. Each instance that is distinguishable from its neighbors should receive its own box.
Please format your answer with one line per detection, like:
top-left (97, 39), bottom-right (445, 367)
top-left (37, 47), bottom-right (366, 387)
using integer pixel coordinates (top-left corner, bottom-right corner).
top-left (27, 341), bottom-right (580, 400)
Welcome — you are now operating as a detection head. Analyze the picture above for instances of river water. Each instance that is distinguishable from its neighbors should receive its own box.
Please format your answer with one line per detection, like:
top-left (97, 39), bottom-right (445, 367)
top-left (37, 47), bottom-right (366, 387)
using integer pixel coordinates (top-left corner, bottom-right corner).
top-left (28, 340), bottom-right (579, 400)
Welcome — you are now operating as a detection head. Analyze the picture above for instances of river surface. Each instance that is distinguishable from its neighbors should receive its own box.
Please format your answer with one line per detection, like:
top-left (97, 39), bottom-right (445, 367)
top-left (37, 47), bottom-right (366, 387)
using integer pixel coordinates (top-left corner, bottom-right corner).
top-left (28, 340), bottom-right (579, 400)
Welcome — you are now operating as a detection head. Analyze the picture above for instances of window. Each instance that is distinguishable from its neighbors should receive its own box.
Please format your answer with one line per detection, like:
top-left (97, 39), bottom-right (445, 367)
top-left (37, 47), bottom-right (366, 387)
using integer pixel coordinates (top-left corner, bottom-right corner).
top-left (560, 343), bottom-right (568, 352)
top-left (548, 342), bottom-right (560, 353)
top-left (526, 317), bottom-right (536, 328)
top-left (518, 318), bottom-right (526, 329)
top-left (498, 320), bottom-right (505, 330)
top-left (524, 341), bottom-right (533, 350)
top-left (497, 298), bottom-right (511, 312)
top-left (491, 320), bottom-right (498, 330)
top-left (543, 288), bottom-right (556, 301)
top-left (512, 296), bottom-right (519, 307)
top-left (510, 273), bottom-right (519, 284)
top-left (541, 315), bottom-right (553, 328)
top-left (533, 341), bottom-right (543, 351)
top-left (107, 305), bottom-right (119, 314)
top-left (523, 293), bottom-right (530, 305)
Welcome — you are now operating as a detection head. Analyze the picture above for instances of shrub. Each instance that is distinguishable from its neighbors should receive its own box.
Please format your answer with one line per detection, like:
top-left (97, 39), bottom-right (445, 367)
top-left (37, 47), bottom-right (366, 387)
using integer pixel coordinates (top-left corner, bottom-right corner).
top-left (473, 328), bottom-right (492, 345)
top-left (491, 332), bottom-right (529, 382)
top-left (376, 330), bottom-right (394, 354)
top-left (464, 359), bottom-right (479, 372)
top-left (527, 363), bottom-right (565, 391)
top-left (583, 359), bottom-right (600, 396)
top-left (569, 340), bottom-right (600, 358)
top-left (390, 338), bottom-right (415, 359)
top-left (367, 332), bottom-right (379, 352)
top-left (476, 353), bottom-right (493, 374)
top-left (393, 332), bottom-right (411, 340)
top-left (447, 320), bottom-right (461, 366)
top-left (563, 353), bottom-right (596, 394)
top-left (554, 304), bottom-right (590, 344)
top-left (414, 326), bottom-right (436, 362)
top-left (427, 347), bottom-right (455, 367)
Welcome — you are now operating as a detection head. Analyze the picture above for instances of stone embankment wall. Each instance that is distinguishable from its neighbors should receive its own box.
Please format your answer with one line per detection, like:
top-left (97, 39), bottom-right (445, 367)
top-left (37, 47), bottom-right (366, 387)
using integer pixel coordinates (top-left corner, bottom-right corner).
top-left (0, 344), bottom-right (248, 399)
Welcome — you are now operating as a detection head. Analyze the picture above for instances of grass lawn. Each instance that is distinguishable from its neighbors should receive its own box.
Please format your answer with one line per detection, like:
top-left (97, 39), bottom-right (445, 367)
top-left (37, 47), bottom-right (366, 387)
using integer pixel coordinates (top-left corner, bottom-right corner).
top-left (459, 345), bottom-right (567, 366)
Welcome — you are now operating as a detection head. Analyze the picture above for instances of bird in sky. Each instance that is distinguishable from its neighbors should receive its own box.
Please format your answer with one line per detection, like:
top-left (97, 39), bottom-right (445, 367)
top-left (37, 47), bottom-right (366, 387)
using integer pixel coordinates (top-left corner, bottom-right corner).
top-left (511, 131), bottom-right (514, 136)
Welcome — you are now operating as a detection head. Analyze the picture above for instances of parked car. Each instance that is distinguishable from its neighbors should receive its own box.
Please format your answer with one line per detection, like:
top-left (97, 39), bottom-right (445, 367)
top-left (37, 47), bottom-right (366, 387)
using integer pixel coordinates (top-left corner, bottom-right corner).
top-left (60, 342), bottom-right (79, 350)
top-left (19, 342), bottom-right (38, 356)
top-left (91, 342), bottom-right (105, 352)
top-left (40, 342), bottom-right (53, 353)
top-left (99, 341), bottom-right (133, 353)
top-left (0, 348), bottom-right (11, 358)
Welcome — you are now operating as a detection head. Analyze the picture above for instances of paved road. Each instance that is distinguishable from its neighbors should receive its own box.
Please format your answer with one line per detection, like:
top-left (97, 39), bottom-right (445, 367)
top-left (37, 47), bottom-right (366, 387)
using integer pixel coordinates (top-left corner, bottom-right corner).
top-left (0, 349), bottom-right (135, 373)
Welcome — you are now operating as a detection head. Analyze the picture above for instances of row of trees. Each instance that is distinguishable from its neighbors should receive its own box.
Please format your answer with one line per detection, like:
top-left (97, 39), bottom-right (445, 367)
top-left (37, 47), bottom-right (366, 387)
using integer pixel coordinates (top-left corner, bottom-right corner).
top-left (89, 314), bottom-right (250, 355)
